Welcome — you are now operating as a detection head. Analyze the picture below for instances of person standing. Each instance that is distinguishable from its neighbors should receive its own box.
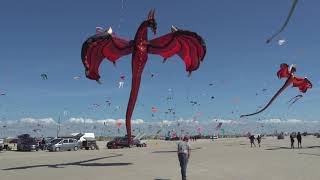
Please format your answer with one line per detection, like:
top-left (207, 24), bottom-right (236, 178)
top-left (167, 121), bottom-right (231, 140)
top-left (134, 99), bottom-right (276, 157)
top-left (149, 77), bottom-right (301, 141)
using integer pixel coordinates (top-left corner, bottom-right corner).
top-left (249, 135), bottom-right (256, 147)
top-left (256, 135), bottom-right (261, 147)
top-left (177, 136), bottom-right (191, 180)
top-left (290, 133), bottom-right (295, 149)
top-left (296, 132), bottom-right (302, 148)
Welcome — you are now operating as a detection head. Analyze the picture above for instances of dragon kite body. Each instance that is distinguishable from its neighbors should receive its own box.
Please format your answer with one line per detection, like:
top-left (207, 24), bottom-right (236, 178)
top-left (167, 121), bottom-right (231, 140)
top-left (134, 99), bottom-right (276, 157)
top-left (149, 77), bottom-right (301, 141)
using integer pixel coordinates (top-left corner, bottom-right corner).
top-left (81, 10), bottom-right (206, 144)
top-left (240, 63), bottom-right (312, 118)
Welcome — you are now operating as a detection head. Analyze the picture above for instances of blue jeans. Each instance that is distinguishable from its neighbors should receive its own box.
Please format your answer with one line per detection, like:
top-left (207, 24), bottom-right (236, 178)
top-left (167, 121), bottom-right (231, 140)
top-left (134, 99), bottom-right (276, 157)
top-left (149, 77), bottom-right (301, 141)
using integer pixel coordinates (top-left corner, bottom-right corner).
top-left (178, 153), bottom-right (188, 180)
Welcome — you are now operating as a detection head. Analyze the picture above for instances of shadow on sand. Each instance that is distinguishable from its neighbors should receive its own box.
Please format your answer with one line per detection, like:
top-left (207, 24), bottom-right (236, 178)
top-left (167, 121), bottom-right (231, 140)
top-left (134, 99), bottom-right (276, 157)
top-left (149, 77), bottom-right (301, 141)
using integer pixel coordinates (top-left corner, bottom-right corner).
top-left (298, 153), bottom-right (320, 157)
top-left (265, 146), bottom-right (320, 151)
top-left (2, 154), bottom-right (133, 170)
top-left (152, 147), bottom-right (202, 153)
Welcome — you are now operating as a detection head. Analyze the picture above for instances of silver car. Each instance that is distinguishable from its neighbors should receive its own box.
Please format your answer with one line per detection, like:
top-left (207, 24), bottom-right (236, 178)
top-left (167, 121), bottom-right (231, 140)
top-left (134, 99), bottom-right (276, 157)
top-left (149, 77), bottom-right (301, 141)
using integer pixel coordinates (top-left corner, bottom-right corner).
top-left (48, 138), bottom-right (80, 152)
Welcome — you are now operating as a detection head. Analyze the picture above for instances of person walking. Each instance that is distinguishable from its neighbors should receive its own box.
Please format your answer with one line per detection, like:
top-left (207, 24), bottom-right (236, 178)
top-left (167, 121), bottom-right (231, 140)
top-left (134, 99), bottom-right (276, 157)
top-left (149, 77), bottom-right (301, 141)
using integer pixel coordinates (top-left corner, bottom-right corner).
top-left (256, 135), bottom-right (261, 147)
top-left (290, 133), bottom-right (295, 149)
top-left (177, 136), bottom-right (191, 180)
top-left (297, 132), bottom-right (302, 148)
top-left (249, 135), bottom-right (256, 147)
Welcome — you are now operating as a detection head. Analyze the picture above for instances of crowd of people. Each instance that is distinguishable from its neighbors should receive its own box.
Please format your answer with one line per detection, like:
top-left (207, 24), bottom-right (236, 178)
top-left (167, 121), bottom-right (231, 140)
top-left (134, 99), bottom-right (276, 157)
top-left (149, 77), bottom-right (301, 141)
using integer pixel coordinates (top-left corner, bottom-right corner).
top-left (249, 132), bottom-right (303, 149)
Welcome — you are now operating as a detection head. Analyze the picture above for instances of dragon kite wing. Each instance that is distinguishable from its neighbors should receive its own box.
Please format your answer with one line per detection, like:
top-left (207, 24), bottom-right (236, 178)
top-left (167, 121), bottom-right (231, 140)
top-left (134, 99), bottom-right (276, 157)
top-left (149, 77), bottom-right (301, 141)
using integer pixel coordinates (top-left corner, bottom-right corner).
top-left (148, 26), bottom-right (206, 73)
top-left (81, 32), bottom-right (133, 82)
top-left (292, 77), bottom-right (312, 93)
top-left (277, 63), bottom-right (290, 78)
top-left (266, 0), bottom-right (299, 43)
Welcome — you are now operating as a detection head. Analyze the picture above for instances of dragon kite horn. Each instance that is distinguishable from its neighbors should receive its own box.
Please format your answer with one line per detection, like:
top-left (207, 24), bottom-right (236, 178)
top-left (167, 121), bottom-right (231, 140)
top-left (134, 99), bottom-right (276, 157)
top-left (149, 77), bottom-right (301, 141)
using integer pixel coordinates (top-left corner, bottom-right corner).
top-left (107, 27), bottom-right (113, 34)
top-left (171, 25), bottom-right (178, 32)
top-left (289, 64), bottom-right (297, 73)
top-left (148, 9), bottom-right (155, 20)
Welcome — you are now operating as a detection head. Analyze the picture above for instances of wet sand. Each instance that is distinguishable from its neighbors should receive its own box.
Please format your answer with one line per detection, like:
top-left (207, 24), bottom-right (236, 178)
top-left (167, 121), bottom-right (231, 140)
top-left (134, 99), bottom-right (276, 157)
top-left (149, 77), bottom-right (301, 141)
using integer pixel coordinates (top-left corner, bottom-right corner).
top-left (0, 136), bottom-right (319, 180)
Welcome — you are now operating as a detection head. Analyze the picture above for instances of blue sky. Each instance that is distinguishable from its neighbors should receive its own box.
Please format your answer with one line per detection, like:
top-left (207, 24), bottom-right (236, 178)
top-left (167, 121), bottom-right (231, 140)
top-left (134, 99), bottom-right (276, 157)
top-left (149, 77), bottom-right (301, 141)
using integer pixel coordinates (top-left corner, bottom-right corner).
top-left (0, 0), bottom-right (320, 125)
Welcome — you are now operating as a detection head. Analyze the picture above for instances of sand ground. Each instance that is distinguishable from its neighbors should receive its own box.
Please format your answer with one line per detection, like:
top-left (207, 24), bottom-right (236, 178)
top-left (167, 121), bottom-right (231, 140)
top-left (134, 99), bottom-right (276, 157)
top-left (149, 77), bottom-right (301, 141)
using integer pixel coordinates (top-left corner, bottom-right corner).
top-left (0, 136), bottom-right (319, 180)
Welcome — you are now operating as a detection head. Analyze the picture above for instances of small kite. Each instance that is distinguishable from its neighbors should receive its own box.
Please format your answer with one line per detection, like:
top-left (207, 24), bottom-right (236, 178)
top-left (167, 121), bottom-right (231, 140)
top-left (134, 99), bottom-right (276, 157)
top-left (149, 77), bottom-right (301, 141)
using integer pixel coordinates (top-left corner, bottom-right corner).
top-left (41, 74), bottom-right (48, 80)
top-left (266, 0), bottom-right (299, 43)
top-left (190, 101), bottom-right (198, 106)
top-left (118, 75), bottom-right (125, 88)
top-left (116, 120), bottom-right (122, 134)
top-left (211, 96), bottom-right (215, 99)
top-left (278, 39), bottom-right (286, 46)
top-left (106, 100), bottom-right (112, 106)
top-left (82, 10), bottom-right (206, 144)
top-left (73, 76), bottom-right (81, 80)
top-left (215, 122), bottom-right (223, 130)
top-left (240, 63), bottom-right (312, 118)
top-left (151, 107), bottom-right (158, 113)
top-left (197, 127), bottom-right (202, 135)
top-left (287, 94), bottom-right (303, 108)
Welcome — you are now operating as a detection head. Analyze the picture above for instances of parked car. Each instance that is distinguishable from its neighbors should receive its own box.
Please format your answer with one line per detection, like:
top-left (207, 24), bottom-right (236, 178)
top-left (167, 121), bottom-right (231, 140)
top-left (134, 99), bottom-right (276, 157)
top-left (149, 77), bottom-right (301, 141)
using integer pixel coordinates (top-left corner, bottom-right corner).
top-left (107, 136), bottom-right (146, 149)
top-left (17, 134), bottom-right (39, 151)
top-left (47, 138), bottom-right (80, 152)
top-left (0, 139), bottom-right (4, 151)
top-left (80, 137), bottom-right (99, 150)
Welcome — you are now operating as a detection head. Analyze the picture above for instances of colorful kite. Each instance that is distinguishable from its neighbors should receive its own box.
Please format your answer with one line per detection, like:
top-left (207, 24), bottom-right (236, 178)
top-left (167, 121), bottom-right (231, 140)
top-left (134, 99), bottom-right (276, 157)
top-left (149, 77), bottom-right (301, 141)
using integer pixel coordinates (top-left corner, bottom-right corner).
top-left (81, 9), bottom-right (206, 144)
top-left (118, 75), bottom-right (125, 88)
top-left (266, 0), bottom-right (299, 43)
top-left (73, 76), bottom-right (81, 80)
top-left (240, 64), bottom-right (312, 118)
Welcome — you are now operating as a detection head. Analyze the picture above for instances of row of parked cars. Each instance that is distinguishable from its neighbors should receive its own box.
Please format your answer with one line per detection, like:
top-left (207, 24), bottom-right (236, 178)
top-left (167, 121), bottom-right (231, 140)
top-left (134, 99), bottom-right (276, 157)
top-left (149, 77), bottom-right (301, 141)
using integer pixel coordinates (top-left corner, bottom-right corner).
top-left (12, 133), bottom-right (99, 152)
top-left (106, 134), bottom-right (147, 149)
top-left (1, 133), bottom-right (147, 152)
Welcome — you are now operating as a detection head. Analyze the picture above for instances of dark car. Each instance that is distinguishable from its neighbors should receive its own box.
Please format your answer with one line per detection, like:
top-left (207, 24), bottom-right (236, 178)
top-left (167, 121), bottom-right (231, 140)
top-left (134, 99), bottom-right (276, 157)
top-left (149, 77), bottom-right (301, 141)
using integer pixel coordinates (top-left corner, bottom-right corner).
top-left (107, 136), bottom-right (146, 149)
top-left (17, 134), bottom-right (39, 151)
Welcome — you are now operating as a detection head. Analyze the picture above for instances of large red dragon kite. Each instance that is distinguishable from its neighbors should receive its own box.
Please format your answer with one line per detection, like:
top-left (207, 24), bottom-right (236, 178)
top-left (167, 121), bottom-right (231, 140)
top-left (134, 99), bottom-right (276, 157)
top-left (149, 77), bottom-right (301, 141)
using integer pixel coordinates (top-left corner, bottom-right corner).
top-left (240, 63), bottom-right (312, 118)
top-left (81, 10), bottom-right (206, 144)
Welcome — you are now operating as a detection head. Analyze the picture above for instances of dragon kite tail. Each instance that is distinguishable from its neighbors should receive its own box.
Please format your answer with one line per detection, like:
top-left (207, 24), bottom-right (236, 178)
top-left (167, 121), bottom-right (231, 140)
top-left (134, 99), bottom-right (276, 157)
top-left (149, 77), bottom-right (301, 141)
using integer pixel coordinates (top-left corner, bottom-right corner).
top-left (240, 77), bottom-right (293, 118)
top-left (125, 73), bottom-right (143, 145)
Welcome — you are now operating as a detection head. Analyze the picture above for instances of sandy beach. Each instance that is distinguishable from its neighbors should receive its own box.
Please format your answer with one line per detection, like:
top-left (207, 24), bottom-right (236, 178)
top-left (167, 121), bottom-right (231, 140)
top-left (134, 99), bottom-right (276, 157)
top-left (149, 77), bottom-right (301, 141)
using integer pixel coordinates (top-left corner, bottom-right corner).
top-left (0, 136), bottom-right (319, 180)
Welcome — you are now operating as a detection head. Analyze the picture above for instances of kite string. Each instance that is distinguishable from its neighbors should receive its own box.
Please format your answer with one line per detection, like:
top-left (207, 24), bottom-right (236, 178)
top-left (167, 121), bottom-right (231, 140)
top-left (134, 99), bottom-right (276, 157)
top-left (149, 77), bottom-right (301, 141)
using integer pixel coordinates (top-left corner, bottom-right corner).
top-left (117, 0), bottom-right (126, 34)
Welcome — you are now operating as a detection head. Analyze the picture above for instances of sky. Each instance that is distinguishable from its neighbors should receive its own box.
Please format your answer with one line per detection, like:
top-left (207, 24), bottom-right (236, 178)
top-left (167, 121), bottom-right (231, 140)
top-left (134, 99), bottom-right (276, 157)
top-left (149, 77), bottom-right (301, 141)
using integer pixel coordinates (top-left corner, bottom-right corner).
top-left (0, 0), bottom-right (320, 134)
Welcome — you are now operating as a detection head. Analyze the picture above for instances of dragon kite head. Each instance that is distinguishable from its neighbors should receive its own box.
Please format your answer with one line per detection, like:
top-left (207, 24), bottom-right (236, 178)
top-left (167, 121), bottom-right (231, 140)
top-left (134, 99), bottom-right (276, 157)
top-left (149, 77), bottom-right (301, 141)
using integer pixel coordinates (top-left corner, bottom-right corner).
top-left (289, 64), bottom-right (297, 74)
top-left (147, 9), bottom-right (157, 35)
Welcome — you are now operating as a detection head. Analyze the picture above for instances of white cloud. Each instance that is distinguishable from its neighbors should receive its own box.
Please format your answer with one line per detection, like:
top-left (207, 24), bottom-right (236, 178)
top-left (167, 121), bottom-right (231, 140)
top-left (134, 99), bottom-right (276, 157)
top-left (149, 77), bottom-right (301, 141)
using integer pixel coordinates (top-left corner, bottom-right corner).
top-left (38, 118), bottom-right (57, 124)
top-left (132, 119), bottom-right (144, 125)
top-left (68, 117), bottom-right (94, 124)
top-left (259, 118), bottom-right (305, 124)
top-left (19, 117), bottom-right (57, 125)
top-left (160, 120), bottom-right (172, 126)
top-left (260, 119), bottom-right (282, 124)
top-left (285, 119), bottom-right (303, 124)
top-left (20, 118), bottom-right (37, 124)
top-left (67, 118), bottom-right (143, 125)
top-left (211, 119), bottom-right (244, 125)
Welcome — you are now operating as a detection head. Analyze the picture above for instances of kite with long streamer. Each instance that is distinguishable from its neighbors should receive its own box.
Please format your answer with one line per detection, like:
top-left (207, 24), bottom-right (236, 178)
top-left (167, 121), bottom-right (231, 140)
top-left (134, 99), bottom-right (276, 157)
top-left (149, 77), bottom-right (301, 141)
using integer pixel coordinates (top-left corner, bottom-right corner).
top-left (81, 10), bottom-right (206, 144)
top-left (240, 63), bottom-right (312, 118)
top-left (266, 0), bottom-right (299, 43)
